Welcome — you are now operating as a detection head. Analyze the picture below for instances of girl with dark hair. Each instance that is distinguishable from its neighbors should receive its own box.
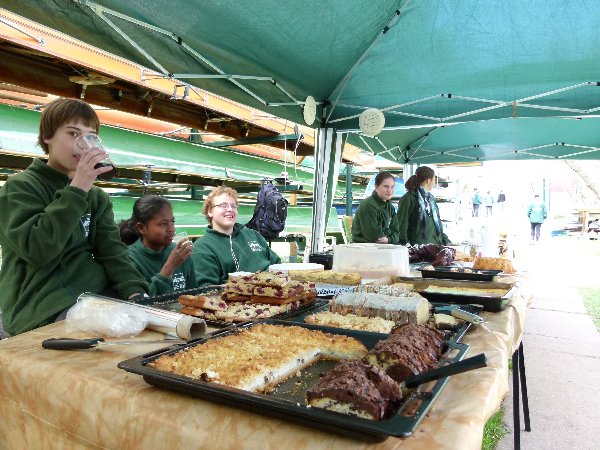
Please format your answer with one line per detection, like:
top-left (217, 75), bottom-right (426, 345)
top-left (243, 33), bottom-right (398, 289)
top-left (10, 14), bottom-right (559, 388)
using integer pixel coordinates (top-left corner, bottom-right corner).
top-left (119, 195), bottom-right (197, 295)
top-left (397, 166), bottom-right (450, 246)
top-left (351, 171), bottom-right (400, 244)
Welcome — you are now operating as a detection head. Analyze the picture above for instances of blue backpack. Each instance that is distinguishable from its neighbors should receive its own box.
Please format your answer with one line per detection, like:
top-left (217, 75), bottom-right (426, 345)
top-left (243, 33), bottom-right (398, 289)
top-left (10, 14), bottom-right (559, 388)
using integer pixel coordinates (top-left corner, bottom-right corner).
top-left (246, 182), bottom-right (288, 240)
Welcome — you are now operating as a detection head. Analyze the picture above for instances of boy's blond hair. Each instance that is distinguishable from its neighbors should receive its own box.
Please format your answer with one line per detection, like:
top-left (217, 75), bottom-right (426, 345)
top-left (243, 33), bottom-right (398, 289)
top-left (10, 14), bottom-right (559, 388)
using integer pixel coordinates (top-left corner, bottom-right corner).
top-left (203, 186), bottom-right (239, 224)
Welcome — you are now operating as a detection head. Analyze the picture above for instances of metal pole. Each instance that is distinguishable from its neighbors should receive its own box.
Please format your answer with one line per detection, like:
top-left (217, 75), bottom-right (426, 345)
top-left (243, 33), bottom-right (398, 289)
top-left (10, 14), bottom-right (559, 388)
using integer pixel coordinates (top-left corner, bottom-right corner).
top-left (345, 163), bottom-right (353, 217)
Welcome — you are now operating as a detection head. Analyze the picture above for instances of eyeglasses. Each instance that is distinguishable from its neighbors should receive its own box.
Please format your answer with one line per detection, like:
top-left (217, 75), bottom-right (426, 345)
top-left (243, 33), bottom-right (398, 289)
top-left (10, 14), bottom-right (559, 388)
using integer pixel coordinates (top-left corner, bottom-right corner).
top-left (213, 203), bottom-right (238, 211)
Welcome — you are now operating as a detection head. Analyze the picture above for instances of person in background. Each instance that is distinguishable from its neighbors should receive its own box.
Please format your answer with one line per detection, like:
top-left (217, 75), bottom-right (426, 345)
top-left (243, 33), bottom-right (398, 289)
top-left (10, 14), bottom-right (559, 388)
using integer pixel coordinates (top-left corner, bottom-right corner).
top-left (0, 98), bottom-right (148, 336)
top-left (472, 188), bottom-right (482, 217)
top-left (119, 195), bottom-right (196, 296)
top-left (192, 186), bottom-right (281, 285)
top-left (528, 194), bottom-right (548, 242)
top-left (497, 190), bottom-right (506, 215)
top-left (397, 166), bottom-right (451, 246)
top-left (351, 171), bottom-right (400, 244)
top-left (497, 190), bottom-right (506, 204)
top-left (483, 190), bottom-right (495, 216)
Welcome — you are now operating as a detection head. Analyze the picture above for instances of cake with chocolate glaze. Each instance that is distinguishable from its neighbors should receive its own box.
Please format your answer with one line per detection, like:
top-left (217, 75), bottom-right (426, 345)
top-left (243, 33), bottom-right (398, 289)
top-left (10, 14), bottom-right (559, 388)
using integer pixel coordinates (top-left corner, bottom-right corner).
top-left (365, 324), bottom-right (445, 383)
top-left (307, 360), bottom-right (402, 420)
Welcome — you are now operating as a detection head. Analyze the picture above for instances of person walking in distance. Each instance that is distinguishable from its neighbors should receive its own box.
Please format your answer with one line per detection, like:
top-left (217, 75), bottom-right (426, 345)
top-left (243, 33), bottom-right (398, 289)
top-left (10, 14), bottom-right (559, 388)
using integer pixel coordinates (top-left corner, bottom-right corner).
top-left (483, 190), bottom-right (494, 217)
top-left (472, 188), bottom-right (482, 217)
top-left (528, 194), bottom-right (547, 242)
top-left (497, 190), bottom-right (506, 215)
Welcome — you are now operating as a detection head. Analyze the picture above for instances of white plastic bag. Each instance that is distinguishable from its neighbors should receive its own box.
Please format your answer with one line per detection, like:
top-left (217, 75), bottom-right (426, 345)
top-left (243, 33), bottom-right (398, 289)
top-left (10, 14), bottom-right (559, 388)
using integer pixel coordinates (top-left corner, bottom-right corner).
top-left (65, 294), bottom-right (149, 338)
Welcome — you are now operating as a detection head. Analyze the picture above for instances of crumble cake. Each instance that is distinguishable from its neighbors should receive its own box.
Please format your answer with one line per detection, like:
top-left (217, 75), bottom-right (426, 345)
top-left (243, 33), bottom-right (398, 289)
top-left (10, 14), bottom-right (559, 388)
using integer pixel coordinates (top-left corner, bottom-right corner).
top-left (148, 324), bottom-right (367, 392)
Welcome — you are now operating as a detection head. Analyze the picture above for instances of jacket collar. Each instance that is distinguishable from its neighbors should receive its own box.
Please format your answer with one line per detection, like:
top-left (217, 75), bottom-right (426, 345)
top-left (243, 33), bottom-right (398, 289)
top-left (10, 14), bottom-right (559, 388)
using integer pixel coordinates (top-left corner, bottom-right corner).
top-left (29, 158), bottom-right (70, 188)
top-left (132, 238), bottom-right (173, 257)
top-left (206, 223), bottom-right (243, 237)
top-left (371, 190), bottom-right (389, 206)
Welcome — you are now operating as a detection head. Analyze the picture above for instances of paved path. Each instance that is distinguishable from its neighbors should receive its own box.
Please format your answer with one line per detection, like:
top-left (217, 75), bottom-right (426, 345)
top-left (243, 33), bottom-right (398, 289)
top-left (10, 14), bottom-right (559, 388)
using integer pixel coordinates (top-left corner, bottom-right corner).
top-left (498, 239), bottom-right (600, 450)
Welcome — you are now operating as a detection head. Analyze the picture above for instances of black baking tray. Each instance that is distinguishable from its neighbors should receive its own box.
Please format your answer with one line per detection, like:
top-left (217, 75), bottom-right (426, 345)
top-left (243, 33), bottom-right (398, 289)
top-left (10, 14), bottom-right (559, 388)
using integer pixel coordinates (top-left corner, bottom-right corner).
top-left (147, 285), bottom-right (325, 328)
top-left (281, 301), bottom-right (480, 342)
top-left (419, 267), bottom-right (502, 282)
top-left (395, 277), bottom-right (516, 312)
top-left (118, 320), bottom-right (470, 442)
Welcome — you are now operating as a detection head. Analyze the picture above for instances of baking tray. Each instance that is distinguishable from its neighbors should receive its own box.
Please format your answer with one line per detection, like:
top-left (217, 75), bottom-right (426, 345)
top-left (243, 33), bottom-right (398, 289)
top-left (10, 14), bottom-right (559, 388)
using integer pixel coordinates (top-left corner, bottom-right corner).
top-left (148, 285), bottom-right (324, 328)
top-left (281, 301), bottom-right (479, 342)
top-left (419, 267), bottom-right (502, 282)
top-left (118, 320), bottom-right (470, 442)
top-left (394, 277), bottom-right (516, 312)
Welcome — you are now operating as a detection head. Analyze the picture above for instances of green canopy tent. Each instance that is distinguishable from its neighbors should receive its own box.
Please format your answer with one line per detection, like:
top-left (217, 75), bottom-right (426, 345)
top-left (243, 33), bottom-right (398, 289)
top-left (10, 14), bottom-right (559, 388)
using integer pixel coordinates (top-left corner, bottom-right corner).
top-left (3, 0), bottom-right (600, 249)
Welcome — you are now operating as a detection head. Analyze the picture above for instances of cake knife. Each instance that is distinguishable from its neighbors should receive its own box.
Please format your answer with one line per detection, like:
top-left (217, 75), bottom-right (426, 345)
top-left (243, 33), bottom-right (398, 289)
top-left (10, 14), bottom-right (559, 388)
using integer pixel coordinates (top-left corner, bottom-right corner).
top-left (401, 353), bottom-right (488, 388)
top-left (42, 337), bottom-right (184, 350)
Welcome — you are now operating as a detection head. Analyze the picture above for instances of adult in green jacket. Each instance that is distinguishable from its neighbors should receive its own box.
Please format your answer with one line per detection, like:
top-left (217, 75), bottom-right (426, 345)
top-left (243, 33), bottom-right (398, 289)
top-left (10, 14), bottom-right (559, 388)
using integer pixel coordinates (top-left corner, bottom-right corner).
top-left (0, 98), bottom-right (148, 335)
top-left (192, 186), bottom-right (281, 285)
top-left (397, 166), bottom-right (450, 246)
top-left (527, 194), bottom-right (548, 242)
top-left (119, 195), bottom-right (197, 296)
top-left (351, 172), bottom-right (400, 244)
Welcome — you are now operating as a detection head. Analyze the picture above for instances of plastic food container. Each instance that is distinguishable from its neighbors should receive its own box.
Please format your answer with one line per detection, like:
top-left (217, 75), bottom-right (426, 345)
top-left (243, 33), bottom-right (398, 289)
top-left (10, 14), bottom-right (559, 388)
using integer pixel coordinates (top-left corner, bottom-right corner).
top-left (332, 243), bottom-right (410, 279)
top-left (268, 263), bottom-right (324, 273)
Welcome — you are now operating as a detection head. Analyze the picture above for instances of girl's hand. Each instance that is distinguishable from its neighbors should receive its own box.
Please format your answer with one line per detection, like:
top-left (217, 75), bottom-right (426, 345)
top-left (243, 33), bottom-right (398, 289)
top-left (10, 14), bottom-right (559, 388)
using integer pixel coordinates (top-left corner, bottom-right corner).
top-left (160, 240), bottom-right (193, 278)
top-left (70, 149), bottom-right (113, 192)
top-left (376, 236), bottom-right (389, 243)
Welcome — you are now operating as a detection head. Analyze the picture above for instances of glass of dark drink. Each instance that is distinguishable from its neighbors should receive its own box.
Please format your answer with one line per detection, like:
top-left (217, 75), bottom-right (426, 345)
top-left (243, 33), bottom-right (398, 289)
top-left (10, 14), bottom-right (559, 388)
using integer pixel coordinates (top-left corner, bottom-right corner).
top-left (73, 133), bottom-right (118, 181)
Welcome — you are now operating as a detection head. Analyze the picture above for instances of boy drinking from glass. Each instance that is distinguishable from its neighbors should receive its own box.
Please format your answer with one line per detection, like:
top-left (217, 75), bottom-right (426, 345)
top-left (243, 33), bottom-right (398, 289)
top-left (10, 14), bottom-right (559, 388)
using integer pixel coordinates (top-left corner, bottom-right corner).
top-left (0, 98), bottom-right (148, 335)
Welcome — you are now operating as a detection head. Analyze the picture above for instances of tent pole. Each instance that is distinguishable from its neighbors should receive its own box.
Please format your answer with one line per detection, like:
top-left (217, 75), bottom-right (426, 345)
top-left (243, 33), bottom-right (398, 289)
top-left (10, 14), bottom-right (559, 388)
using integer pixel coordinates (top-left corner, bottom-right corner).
top-left (345, 163), bottom-right (353, 217)
top-left (311, 128), bottom-right (343, 253)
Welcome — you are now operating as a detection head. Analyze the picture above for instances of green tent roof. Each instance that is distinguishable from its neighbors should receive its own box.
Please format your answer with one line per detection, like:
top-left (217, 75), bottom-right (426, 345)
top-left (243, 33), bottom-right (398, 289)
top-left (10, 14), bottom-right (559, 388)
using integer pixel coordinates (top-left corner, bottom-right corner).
top-left (3, 0), bottom-right (600, 162)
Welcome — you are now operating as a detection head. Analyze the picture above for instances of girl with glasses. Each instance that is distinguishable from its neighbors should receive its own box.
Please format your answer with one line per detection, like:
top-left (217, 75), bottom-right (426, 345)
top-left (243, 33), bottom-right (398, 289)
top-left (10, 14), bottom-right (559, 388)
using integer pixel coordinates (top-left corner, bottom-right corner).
top-left (192, 186), bottom-right (281, 285)
top-left (119, 195), bottom-right (197, 295)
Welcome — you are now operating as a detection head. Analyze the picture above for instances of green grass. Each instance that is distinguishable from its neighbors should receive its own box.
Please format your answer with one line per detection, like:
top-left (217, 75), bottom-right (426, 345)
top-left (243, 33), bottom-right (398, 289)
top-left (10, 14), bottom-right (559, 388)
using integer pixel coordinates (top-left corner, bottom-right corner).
top-left (579, 286), bottom-right (600, 332)
top-left (482, 406), bottom-right (508, 450)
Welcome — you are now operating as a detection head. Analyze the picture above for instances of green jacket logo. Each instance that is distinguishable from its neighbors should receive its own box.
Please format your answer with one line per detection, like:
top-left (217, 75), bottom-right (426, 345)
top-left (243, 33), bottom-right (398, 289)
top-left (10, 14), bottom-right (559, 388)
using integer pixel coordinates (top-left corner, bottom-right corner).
top-left (80, 214), bottom-right (91, 238)
top-left (172, 273), bottom-right (186, 290)
top-left (248, 241), bottom-right (263, 252)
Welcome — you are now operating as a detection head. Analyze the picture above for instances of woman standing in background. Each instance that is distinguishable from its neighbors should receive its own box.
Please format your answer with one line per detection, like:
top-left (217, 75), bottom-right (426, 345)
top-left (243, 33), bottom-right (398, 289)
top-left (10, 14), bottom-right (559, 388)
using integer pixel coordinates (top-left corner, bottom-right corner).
top-left (351, 171), bottom-right (400, 244)
top-left (397, 166), bottom-right (450, 246)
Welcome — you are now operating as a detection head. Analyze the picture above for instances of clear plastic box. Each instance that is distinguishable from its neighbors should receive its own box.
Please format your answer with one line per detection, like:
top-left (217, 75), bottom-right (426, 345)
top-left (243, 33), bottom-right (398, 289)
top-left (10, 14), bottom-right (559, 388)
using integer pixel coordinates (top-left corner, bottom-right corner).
top-left (332, 243), bottom-right (410, 280)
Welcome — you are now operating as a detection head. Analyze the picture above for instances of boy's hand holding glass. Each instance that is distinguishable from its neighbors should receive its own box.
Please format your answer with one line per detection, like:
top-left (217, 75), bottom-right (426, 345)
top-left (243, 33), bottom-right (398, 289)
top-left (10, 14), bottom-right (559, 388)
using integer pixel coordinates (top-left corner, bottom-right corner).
top-left (73, 133), bottom-right (117, 181)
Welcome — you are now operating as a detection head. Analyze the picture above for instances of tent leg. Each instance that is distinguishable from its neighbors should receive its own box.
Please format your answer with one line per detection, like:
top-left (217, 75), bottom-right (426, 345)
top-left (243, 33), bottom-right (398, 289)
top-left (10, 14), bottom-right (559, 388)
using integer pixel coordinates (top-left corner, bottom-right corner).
top-left (311, 128), bottom-right (343, 254)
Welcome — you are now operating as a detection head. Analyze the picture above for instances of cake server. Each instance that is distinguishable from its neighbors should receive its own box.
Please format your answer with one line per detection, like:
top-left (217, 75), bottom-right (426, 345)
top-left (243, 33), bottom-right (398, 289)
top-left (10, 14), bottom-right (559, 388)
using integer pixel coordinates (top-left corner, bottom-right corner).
top-left (42, 337), bottom-right (184, 350)
top-left (433, 305), bottom-right (485, 324)
top-left (401, 353), bottom-right (488, 388)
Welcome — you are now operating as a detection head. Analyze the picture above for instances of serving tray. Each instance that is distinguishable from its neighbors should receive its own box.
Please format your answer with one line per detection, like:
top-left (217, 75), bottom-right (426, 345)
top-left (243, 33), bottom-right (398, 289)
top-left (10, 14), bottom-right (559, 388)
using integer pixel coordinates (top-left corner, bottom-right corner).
top-left (419, 267), bottom-right (502, 282)
top-left (118, 320), bottom-right (470, 442)
top-left (394, 277), bottom-right (516, 312)
top-left (283, 301), bottom-right (479, 341)
top-left (147, 285), bottom-right (323, 328)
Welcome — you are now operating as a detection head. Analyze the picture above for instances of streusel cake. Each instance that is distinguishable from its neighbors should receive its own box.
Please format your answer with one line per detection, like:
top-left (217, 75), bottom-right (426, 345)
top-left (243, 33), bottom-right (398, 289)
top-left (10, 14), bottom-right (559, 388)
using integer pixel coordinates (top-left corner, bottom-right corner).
top-left (148, 324), bottom-right (367, 392)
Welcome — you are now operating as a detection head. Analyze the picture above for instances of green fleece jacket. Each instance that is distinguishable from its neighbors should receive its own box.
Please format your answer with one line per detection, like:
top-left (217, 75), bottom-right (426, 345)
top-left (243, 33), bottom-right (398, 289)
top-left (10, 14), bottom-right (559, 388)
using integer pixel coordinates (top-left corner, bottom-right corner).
top-left (192, 223), bottom-right (281, 285)
top-left (527, 199), bottom-right (547, 224)
top-left (128, 238), bottom-right (197, 296)
top-left (351, 191), bottom-right (400, 244)
top-left (0, 159), bottom-right (148, 335)
top-left (397, 191), bottom-right (450, 246)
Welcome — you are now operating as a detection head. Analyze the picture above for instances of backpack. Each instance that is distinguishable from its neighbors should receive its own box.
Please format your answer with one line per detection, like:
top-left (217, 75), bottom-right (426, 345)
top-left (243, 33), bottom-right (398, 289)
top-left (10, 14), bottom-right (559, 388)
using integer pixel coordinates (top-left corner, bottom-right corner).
top-left (246, 181), bottom-right (288, 240)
